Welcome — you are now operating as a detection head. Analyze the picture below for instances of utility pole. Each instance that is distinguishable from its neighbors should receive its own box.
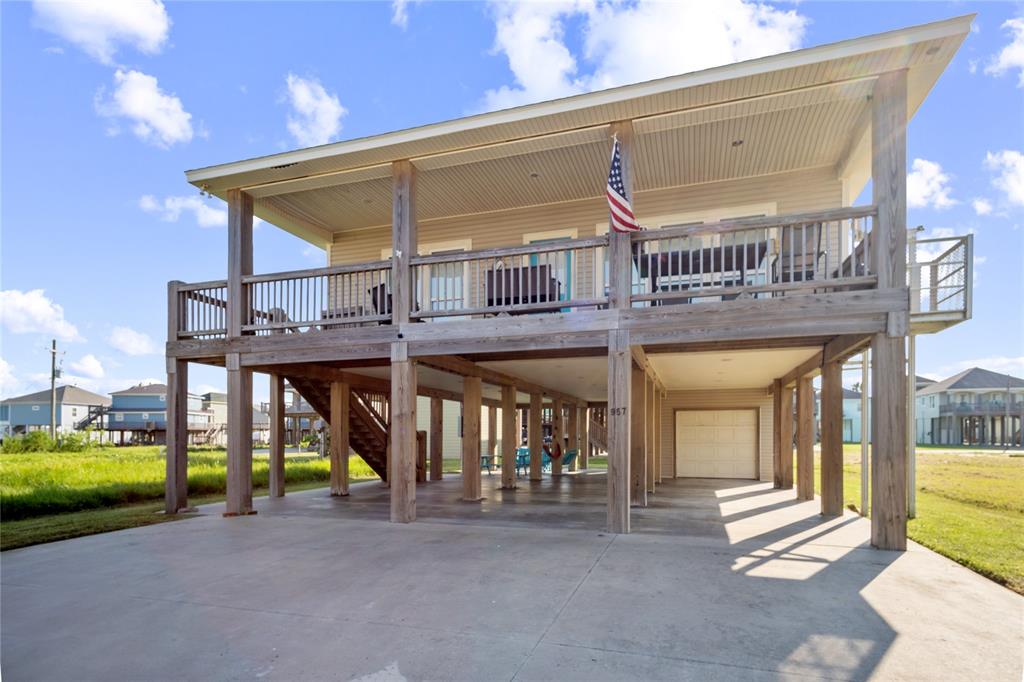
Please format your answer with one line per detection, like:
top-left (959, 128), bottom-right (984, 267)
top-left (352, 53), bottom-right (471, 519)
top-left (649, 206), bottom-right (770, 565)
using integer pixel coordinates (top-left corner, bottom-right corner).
top-left (49, 339), bottom-right (58, 440)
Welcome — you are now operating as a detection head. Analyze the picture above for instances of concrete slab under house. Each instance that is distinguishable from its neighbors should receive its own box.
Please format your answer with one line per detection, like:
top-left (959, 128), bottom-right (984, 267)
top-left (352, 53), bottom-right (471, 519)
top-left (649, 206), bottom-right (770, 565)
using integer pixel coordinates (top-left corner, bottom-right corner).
top-left (162, 15), bottom-right (980, 551)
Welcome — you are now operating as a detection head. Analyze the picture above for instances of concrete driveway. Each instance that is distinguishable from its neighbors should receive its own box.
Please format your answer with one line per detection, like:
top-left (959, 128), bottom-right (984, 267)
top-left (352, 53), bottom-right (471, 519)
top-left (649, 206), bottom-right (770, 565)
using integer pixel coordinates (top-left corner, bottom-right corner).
top-left (2, 473), bottom-right (1021, 681)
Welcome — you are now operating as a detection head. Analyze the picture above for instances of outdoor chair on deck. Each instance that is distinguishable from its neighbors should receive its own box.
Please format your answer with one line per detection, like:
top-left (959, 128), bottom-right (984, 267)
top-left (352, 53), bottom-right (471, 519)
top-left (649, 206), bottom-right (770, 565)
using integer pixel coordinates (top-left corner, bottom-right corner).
top-left (484, 264), bottom-right (562, 315)
top-left (481, 452), bottom-right (494, 474)
top-left (515, 446), bottom-right (530, 476)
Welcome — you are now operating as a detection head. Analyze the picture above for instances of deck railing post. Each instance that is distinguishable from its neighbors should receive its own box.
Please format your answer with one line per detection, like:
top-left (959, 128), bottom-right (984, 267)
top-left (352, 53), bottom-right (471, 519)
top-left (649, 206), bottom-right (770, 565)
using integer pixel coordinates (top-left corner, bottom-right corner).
top-left (608, 120), bottom-right (635, 310)
top-left (392, 160), bottom-right (417, 325)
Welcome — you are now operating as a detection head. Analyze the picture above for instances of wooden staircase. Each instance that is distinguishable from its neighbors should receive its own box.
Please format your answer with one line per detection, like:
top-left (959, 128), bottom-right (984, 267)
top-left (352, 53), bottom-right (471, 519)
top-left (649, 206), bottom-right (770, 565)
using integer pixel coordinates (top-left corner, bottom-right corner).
top-left (589, 410), bottom-right (608, 455)
top-left (285, 376), bottom-right (390, 480)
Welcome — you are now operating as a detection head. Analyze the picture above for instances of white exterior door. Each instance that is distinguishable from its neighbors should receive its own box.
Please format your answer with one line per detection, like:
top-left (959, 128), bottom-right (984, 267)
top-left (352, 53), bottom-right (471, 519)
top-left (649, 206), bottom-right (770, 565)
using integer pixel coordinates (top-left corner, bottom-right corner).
top-left (675, 409), bottom-right (758, 479)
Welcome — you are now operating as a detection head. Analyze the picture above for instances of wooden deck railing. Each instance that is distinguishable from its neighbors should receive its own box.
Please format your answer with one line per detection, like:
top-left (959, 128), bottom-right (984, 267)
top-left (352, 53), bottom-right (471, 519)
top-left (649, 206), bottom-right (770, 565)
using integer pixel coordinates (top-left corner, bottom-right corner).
top-left (409, 237), bottom-right (608, 319)
top-left (169, 205), bottom-right (902, 341)
top-left (628, 206), bottom-right (877, 306)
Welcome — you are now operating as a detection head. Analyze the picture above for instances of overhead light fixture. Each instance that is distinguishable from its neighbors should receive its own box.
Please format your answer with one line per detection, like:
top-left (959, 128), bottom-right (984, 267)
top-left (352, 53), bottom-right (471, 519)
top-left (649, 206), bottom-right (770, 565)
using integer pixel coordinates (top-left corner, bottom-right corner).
top-left (529, 172), bottom-right (540, 179)
top-left (731, 140), bottom-right (744, 148)
top-left (925, 46), bottom-right (940, 55)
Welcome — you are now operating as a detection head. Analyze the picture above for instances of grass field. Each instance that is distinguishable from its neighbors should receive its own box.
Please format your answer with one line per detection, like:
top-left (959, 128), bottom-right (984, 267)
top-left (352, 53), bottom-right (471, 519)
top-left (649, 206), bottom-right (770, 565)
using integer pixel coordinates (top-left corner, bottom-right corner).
top-left (0, 447), bottom-right (462, 550)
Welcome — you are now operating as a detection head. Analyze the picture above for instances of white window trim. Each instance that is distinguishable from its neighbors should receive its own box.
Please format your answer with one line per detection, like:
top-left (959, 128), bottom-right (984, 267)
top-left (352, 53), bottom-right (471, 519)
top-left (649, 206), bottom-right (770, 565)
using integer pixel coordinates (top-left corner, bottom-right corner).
top-left (382, 239), bottom-right (474, 312)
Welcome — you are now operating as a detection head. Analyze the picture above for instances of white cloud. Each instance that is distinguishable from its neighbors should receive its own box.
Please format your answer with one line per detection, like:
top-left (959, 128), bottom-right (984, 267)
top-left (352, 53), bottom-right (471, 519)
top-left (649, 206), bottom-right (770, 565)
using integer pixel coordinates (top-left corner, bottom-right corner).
top-left (108, 326), bottom-right (159, 356)
top-left (284, 74), bottom-right (346, 147)
top-left (0, 289), bottom-right (83, 341)
top-left (984, 149), bottom-right (1024, 206)
top-left (481, 0), bottom-right (807, 111)
top-left (95, 69), bottom-right (193, 148)
top-left (391, 0), bottom-right (421, 29)
top-left (42, 45), bottom-right (64, 55)
top-left (935, 356), bottom-right (1024, 380)
top-left (69, 354), bottom-right (105, 379)
top-left (985, 17), bottom-right (1024, 87)
top-left (140, 194), bottom-right (227, 227)
top-left (32, 0), bottom-right (170, 65)
top-left (971, 197), bottom-right (993, 216)
top-left (0, 358), bottom-right (22, 398)
top-left (907, 158), bottom-right (957, 209)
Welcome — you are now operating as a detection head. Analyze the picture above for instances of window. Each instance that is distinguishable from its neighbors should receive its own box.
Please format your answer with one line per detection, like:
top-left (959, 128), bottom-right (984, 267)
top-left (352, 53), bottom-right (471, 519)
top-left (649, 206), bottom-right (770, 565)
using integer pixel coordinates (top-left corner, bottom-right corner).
top-left (71, 407), bottom-right (78, 417)
top-left (160, 395), bottom-right (166, 402)
top-left (31, 405), bottom-right (40, 411)
top-left (115, 413), bottom-right (124, 422)
top-left (141, 413), bottom-right (149, 420)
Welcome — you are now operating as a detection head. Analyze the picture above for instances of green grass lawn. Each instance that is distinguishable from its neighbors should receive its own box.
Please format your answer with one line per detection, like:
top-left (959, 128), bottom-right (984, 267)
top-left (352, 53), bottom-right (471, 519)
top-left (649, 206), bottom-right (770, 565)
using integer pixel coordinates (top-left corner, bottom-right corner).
top-left (816, 446), bottom-right (1024, 594)
top-left (0, 447), bottom-right (465, 551)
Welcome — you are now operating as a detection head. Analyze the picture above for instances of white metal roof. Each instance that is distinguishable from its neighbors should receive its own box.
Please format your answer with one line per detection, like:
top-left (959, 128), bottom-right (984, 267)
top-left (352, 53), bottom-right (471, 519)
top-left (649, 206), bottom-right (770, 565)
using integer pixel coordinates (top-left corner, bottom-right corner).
top-left (185, 15), bottom-right (972, 247)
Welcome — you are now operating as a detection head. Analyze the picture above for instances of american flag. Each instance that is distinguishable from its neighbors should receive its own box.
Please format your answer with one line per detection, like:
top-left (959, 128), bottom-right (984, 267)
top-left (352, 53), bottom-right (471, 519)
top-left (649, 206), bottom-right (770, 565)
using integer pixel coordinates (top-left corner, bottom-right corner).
top-left (607, 137), bottom-right (641, 233)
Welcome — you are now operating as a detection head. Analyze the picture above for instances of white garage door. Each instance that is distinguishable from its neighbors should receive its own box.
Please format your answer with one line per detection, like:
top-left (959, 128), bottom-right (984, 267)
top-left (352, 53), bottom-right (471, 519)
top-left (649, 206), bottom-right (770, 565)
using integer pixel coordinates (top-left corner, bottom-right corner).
top-left (675, 409), bottom-right (758, 479)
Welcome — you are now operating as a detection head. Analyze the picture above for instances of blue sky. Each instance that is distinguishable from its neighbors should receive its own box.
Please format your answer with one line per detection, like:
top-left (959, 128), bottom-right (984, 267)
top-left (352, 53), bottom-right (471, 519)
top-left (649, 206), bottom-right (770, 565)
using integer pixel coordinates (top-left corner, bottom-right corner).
top-left (1, 1), bottom-right (1022, 403)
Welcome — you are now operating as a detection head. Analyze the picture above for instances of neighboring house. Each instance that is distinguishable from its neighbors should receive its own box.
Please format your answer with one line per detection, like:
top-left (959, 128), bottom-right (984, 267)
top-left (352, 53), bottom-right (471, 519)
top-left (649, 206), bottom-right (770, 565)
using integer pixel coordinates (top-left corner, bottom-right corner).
top-left (0, 386), bottom-right (110, 438)
top-left (841, 388), bottom-right (865, 443)
top-left (916, 368), bottom-right (1024, 447)
top-left (107, 383), bottom-right (214, 445)
top-left (164, 16), bottom-right (974, 550)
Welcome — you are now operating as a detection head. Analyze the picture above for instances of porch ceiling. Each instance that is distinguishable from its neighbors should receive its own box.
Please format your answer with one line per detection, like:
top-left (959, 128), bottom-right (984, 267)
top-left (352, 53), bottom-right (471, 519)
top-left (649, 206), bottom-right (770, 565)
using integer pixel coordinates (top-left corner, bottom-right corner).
top-left (185, 15), bottom-right (970, 247)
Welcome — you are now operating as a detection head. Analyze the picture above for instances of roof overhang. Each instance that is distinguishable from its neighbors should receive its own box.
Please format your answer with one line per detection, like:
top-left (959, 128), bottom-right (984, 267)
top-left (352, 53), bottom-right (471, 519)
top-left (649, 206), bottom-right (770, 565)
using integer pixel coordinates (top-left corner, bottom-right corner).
top-left (185, 14), bottom-right (973, 248)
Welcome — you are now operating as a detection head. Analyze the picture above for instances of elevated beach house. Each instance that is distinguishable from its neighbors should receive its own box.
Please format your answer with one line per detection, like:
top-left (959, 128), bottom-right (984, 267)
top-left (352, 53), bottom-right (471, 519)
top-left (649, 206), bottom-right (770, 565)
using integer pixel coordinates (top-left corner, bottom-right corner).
top-left (166, 16), bottom-right (974, 549)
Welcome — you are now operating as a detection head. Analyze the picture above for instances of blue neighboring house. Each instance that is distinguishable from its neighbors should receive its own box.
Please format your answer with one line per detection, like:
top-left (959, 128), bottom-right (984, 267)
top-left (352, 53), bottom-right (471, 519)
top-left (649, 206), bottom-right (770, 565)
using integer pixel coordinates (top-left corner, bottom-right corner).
top-left (106, 383), bottom-right (213, 445)
top-left (1, 385), bottom-right (110, 439)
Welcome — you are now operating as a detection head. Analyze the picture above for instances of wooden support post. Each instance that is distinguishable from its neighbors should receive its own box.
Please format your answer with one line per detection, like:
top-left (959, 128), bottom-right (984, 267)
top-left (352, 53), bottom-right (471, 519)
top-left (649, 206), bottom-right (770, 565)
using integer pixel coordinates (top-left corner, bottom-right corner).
top-left (429, 396), bottom-right (443, 481)
top-left (164, 357), bottom-right (188, 513)
top-left (390, 343), bottom-right (417, 522)
top-left (871, 69), bottom-right (909, 551)
top-left (646, 376), bottom-right (655, 494)
top-left (225, 356), bottom-right (254, 516)
top-left (269, 373), bottom-right (286, 498)
top-left (608, 330), bottom-right (631, 533)
top-left (462, 376), bottom-right (483, 500)
top-left (330, 381), bottom-right (350, 496)
top-left (579, 406), bottom-right (589, 470)
top-left (777, 384), bottom-right (795, 489)
top-left (567, 402), bottom-right (578, 472)
top-left (416, 431), bottom-right (427, 483)
top-left (487, 405), bottom-right (497, 470)
top-left (224, 189), bottom-right (254, 517)
top-left (501, 385), bottom-right (517, 490)
top-left (391, 161), bottom-right (417, 325)
top-left (630, 363), bottom-right (647, 507)
top-left (820, 361), bottom-right (844, 516)
top-left (654, 391), bottom-right (662, 484)
top-left (796, 376), bottom-right (814, 501)
top-left (772, 379), bottom-right (784, 488)
top-left (551, 398), bottom-right (564, 476)
top-left (529, 393), bottom-right (543, 481)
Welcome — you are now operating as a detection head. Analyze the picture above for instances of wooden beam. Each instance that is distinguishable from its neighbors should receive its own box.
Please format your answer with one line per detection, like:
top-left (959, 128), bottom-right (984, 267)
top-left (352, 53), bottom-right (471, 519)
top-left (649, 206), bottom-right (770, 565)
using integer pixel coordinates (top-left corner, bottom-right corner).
top-left (646, 375), bottom-right (656, 493)
top-left (870, 69), bottom-right (909, 551)
top-left (462, 376), bottom-right (483, 500)
top-left (820, 361), bottom-right (843, 516)
top-left (796, 376), bottom-right (814, 501)
top-left (529, 393), bottom-right (543, 481)
top-left (390, 343), bottom-right (416, 522)
top-left (416, 431), bottom-right (427, 484)
top-left (501, 385), bottom-right (517, 490)
top-left (225, 357), bottom-right (254, 516)
top-left (778, 351), bottom-right (824, 389)
top-left (164, 358), bottom-right (188, 513)
top-left (551, 398), bottom-right (564, 476)
top-left (269, 373), bottom-right (286, 498)
top-left (823, 334), bottom-right (872, 365)
top-left (391, 160), bottom-right (416, 325)
top-left (607, 330), bottom-right (631, 532)
top-left (418, 355), bottom-right (584, 407)
top-left (654, 388), bottom-right (662, 484)
top-left (630, 362), bottom-right (647, 507)
top-left (429, 396), bottom-right (443, 481)
top-left (330, 381), bottom-right (350, 497)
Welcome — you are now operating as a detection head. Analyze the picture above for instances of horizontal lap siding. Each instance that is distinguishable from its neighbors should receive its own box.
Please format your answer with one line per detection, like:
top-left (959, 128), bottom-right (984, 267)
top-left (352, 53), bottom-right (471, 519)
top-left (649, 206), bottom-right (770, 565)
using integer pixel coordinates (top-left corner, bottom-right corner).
top-left (661, 389), bottom-right (774, 482)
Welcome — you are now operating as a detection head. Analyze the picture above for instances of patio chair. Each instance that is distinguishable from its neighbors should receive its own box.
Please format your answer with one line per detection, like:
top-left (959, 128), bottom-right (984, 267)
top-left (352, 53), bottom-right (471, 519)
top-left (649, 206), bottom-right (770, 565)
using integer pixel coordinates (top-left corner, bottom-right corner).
top-left (481, 453), bottom-right (494, 475)
top-left (515, 446), bottom-right (531, 476)
top-left (562, 449), bottom-right (578, 469)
